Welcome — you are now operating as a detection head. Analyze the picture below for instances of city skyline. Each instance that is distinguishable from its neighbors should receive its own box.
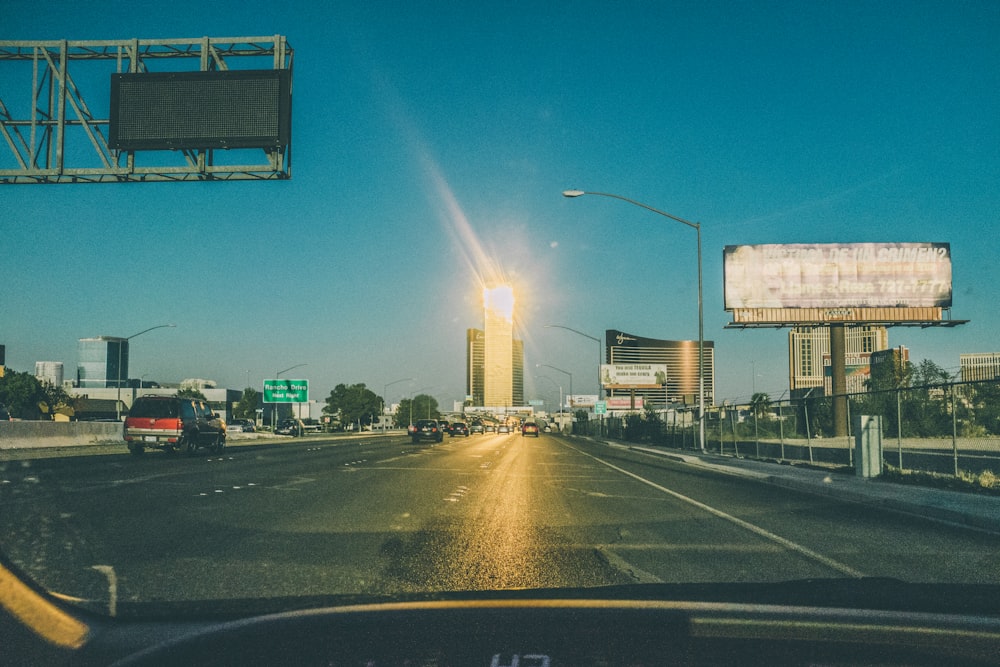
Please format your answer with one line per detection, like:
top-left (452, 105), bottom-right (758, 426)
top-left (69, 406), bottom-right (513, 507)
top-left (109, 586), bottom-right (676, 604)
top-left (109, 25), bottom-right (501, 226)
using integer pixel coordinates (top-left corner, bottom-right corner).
top-left (3, 1), bottom-right (998, 409)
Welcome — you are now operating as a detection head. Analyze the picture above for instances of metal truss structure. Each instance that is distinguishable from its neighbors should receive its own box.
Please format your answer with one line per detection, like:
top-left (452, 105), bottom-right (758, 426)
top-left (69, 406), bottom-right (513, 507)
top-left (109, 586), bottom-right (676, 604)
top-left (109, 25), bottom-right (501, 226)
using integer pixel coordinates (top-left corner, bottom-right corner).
top-left (0, 35), bottom-right (292, 184)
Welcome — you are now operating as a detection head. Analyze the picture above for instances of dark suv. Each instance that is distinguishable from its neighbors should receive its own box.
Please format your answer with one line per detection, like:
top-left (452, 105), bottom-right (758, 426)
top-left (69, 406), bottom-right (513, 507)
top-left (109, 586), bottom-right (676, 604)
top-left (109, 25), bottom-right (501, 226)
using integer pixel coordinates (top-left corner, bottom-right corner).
top-left (408, 419), bottom-right (444, 444)
top-left (124, 395), bottom-right (226, 455)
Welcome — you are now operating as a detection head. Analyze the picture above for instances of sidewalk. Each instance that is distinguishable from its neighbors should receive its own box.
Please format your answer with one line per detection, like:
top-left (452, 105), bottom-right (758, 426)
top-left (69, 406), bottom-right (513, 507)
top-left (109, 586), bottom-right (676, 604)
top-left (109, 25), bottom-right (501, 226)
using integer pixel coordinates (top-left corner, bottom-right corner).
top-left (619, 443), bottom-right (1000, 534)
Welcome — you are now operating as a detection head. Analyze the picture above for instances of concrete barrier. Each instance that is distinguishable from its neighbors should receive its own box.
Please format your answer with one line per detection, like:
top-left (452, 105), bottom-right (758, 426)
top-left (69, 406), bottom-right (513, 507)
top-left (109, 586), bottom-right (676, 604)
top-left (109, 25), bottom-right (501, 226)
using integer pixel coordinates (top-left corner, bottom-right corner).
top-left (0, 421), bottom-right (124, 449)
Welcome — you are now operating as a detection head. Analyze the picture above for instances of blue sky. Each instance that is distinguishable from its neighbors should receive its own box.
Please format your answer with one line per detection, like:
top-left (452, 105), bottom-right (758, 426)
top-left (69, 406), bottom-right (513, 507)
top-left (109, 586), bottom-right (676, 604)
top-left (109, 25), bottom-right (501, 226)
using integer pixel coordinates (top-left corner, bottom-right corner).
top-left (3, 0), bottom-right (998, 409)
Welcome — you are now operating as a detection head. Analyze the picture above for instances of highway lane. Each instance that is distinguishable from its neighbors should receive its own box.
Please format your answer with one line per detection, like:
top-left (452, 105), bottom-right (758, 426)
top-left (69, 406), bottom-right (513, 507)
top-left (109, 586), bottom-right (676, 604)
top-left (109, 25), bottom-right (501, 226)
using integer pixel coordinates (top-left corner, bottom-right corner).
top-left (2, 432), bottom-right (998, 616)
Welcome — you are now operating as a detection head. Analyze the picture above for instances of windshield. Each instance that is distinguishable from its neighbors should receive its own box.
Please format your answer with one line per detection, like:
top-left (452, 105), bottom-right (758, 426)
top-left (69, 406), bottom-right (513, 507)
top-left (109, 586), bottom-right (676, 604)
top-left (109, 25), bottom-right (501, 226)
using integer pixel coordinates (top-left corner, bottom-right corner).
top-left (2, 1), bottom-right (999, 621)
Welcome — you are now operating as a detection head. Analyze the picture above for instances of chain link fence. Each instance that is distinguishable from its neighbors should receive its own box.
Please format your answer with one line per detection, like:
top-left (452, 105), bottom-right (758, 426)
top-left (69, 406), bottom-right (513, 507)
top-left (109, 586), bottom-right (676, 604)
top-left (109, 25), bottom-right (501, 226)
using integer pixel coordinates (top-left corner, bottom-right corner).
top-left (573, 379), bottom-right (1000, 480)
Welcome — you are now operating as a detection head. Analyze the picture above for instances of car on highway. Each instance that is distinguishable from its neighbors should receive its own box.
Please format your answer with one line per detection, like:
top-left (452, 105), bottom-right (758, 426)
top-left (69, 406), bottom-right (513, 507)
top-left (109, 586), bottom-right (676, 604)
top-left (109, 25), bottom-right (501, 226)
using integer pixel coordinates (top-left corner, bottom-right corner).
top-left (497, 424), bottom-right (510, 434)
top-left (407, 419), bottom-right (444, 443)
top-left (275, 418), bottom-right (303, 436)
top-left (469, 421), bottom-right (484, 434)
top-left (449, 421), bottom-right (469, 436)
top-left (123, 395), bottom-right (226, 455)
top-left (227, 418), bottom-right (256, 433)
top-left (521, 421), bottom-right (539, 437)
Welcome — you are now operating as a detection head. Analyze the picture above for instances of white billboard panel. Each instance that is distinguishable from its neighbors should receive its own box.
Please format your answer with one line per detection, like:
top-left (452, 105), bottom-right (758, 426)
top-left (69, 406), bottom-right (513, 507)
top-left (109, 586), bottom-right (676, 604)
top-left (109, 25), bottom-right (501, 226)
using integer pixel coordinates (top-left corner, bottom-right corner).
top-left (723, 243), bottom-right (952, 310)
top-left (601, 364), bottom-right (667, 388)
top-left (607, 397), bottom-right (645, 411)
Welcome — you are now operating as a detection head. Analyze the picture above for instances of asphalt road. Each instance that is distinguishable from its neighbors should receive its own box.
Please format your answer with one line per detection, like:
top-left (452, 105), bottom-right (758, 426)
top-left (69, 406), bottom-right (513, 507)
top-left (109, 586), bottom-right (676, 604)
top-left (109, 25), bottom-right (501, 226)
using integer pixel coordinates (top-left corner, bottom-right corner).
top-left (2, 432), bottom-right (998, 614)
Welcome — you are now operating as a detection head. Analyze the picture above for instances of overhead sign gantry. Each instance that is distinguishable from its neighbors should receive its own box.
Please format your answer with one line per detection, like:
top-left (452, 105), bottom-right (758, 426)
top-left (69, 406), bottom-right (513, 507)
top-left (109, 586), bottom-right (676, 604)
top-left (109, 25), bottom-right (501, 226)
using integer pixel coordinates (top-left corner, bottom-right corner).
top-left (0, 35), bottom-right (292, 184)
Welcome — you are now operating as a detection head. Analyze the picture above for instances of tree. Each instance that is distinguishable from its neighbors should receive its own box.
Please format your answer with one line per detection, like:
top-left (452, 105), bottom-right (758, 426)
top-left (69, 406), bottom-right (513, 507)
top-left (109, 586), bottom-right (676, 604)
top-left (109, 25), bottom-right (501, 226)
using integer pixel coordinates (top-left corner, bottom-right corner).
top-left (904, 359), bottom-right (953, 436)
top-left (177, 387), bottom-right (207, 401)
top-left (0, 369), bottom-right (47, 419)
top-left (37, 381), bottom-right (75, 419)
top-left (394, 394), bottom-right (439, 425)
top-left (749, 392), bottom-right (771, 420)
top-left (234, 387), bottom-right (260, 420)
top-left (323, 383), bottom-right (382, 428)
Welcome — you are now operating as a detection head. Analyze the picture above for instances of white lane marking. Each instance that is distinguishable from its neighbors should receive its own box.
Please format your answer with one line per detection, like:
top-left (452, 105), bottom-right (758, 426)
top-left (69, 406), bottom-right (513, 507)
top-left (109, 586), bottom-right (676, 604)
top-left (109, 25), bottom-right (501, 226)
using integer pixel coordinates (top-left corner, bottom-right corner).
top-left (91, 565), bottom-right (118, 617)
top-left (445, 485), bottom-right (470, 502)
top-left (578, 448), bottom-right (865, 578)
top-left (596, 547), bottom-right (663, 584)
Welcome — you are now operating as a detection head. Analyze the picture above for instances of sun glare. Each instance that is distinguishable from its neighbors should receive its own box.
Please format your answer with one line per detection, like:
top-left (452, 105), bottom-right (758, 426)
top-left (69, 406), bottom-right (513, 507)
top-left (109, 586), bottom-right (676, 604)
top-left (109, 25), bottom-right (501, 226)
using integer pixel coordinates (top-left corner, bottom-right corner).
top-left (484, 284), bottom-right (515, 322)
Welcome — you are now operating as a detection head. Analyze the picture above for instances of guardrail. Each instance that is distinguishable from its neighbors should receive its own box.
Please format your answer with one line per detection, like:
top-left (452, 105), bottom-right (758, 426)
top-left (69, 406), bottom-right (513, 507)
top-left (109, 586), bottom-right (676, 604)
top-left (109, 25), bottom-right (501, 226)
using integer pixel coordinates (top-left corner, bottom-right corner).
top-left (0, 421), bottom-right (123, 449)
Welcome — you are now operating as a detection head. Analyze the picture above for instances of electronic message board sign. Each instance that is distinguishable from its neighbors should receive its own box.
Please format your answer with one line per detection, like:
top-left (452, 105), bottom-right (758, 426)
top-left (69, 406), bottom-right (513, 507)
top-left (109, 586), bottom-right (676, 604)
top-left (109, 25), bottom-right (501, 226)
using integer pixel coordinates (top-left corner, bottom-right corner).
top-left (724, 243), bottom-right (952, 312)
top-left (110, 69), bottom-right (291, 151)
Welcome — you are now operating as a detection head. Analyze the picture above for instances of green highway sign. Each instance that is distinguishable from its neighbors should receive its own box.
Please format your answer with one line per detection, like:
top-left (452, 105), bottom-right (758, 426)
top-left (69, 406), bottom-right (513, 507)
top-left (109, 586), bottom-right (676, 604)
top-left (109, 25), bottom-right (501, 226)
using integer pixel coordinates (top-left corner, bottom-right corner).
top-left (263, 379), bottom-right (309, 403)
top-left (595, 401), bottom-right (607, 415)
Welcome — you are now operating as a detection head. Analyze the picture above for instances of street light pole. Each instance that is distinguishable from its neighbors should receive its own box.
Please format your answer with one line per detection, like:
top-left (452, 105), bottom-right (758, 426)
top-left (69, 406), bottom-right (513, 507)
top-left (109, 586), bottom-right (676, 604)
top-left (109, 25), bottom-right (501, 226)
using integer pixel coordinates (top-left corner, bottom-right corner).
top-left (537, 364), bottom-right (572, 431)
top-left (545, 324), bottom-right (604, 435)
top-left (534, 375), bottom-right (562, 416)
top-left (563, 189), bottom-right (705, 451)
top-left (116, 324), bottom-right (175, 420)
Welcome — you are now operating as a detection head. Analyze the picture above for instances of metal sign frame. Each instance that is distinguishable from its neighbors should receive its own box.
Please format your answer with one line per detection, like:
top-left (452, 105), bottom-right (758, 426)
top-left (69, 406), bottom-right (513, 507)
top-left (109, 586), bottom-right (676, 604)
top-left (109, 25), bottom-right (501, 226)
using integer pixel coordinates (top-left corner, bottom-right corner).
top-left (0, 35), bottom-right (293, 184)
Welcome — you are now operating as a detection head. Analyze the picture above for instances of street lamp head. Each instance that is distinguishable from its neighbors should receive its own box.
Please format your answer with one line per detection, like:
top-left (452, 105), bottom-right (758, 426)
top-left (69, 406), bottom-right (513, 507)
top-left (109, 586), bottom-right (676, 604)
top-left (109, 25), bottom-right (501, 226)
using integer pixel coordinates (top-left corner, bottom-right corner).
top-left (562, 189), bottom-right (585, 198)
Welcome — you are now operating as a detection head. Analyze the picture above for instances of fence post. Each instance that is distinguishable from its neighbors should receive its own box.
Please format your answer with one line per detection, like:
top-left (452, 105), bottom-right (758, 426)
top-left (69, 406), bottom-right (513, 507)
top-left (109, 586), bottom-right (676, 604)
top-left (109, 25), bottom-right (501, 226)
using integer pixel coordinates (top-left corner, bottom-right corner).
top-left (952, 387), bottom-right (959, 477)
top-left (754, 409), bottom-right (760, 458)
top-left (846, 398), bottom-right (853, 468)
top-left (896, 388), bottom-right (903, 470)
top-left (804, 397), bottom-right (814, 464)
top-left (730, 406), bottom-right (739, 457)
top-left (778, 401), bottom-right (785, 460)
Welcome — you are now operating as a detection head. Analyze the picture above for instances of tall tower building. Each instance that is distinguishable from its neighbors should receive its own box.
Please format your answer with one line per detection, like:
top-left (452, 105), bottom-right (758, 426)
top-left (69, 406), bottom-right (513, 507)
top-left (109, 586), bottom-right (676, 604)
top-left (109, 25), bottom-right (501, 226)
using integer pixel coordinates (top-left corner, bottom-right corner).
top-left (483, 285), bottom-right (514, 408)
top-left (512, 338), bottom-right (524, 406)
top-left (467, 328), bottom-right (524, 408)
top-left (467, 284), bottom-right (523, 409)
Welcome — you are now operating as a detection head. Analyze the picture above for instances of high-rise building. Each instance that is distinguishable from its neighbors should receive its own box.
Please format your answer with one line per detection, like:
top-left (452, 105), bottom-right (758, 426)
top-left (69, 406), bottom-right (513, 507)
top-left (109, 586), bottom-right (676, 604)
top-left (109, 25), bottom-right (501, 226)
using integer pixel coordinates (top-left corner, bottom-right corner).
top-left (870, 346), bottom-right (910, 389)
top-left (35, 361), bottom-right (64, 387)
top-left (467, 327), bottom-right (524, 408)
top-left (604, 330), bottom-right (715, 407)
top-left (466, 329), bottom-right (485, 406)
top-left (960, 352), bottom-right (1000, 381)
top-left (467, 284), bottom-right (524, 409)
top-left (788, 326), bottom-right (888, 396)
top-left (77, 336), bottom-right (128, 388)
top-left (512, 338), bottom-right (524, 406)
top-left (483, 285), bottom-right (514, 408)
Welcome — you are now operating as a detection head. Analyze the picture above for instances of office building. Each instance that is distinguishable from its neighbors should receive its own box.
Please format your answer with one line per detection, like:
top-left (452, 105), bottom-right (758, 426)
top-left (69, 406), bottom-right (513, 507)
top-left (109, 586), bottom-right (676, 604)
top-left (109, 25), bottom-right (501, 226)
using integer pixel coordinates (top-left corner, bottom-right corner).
top-left (869, 346), bottom-right (911, 389)
top-left (467, 327), bottom-right (524, 409)
top-left (483, 285), bottom-right (514, 407)
top-left (960, 352), bottom-right (1000, 382)
top-left (77, 336), bottom-right (128, 388)
top-left (604, 329), bottom-right (715, 407)
top-left (466, 284), bottom-right (524, 410)
top-left (788, 326), bottom-right (888, 396)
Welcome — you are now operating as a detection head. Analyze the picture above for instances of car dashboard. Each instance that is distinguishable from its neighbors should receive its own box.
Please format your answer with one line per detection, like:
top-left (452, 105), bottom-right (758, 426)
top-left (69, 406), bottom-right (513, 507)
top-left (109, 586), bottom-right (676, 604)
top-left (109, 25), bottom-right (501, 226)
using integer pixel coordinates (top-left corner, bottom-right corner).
top-left (5, 572), bottom-right (1000, 666)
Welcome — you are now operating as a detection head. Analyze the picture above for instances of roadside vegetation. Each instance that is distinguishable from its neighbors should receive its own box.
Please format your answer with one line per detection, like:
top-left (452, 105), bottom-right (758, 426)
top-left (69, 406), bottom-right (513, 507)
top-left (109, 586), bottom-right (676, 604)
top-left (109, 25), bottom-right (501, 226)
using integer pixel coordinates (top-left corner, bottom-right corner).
top-left (882, 465), bottom-right (1000, 496)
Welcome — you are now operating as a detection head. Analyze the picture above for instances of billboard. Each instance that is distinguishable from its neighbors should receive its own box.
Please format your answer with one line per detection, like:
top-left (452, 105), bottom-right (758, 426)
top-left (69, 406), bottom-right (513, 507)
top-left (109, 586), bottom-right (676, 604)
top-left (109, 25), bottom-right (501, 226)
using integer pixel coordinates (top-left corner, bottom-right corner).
top-left (109, 69), bottom-right (292, 150)
top-left (723, 243), bottom-right (952, 311)
top-left (601, 364), bottom-right (668, 388)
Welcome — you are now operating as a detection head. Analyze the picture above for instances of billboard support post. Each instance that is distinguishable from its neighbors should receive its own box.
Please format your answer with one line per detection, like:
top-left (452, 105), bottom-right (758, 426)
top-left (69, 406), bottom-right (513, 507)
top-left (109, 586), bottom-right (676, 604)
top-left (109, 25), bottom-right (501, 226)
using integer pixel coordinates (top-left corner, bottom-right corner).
top-left (831, 324), bottom-right (848, 437)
